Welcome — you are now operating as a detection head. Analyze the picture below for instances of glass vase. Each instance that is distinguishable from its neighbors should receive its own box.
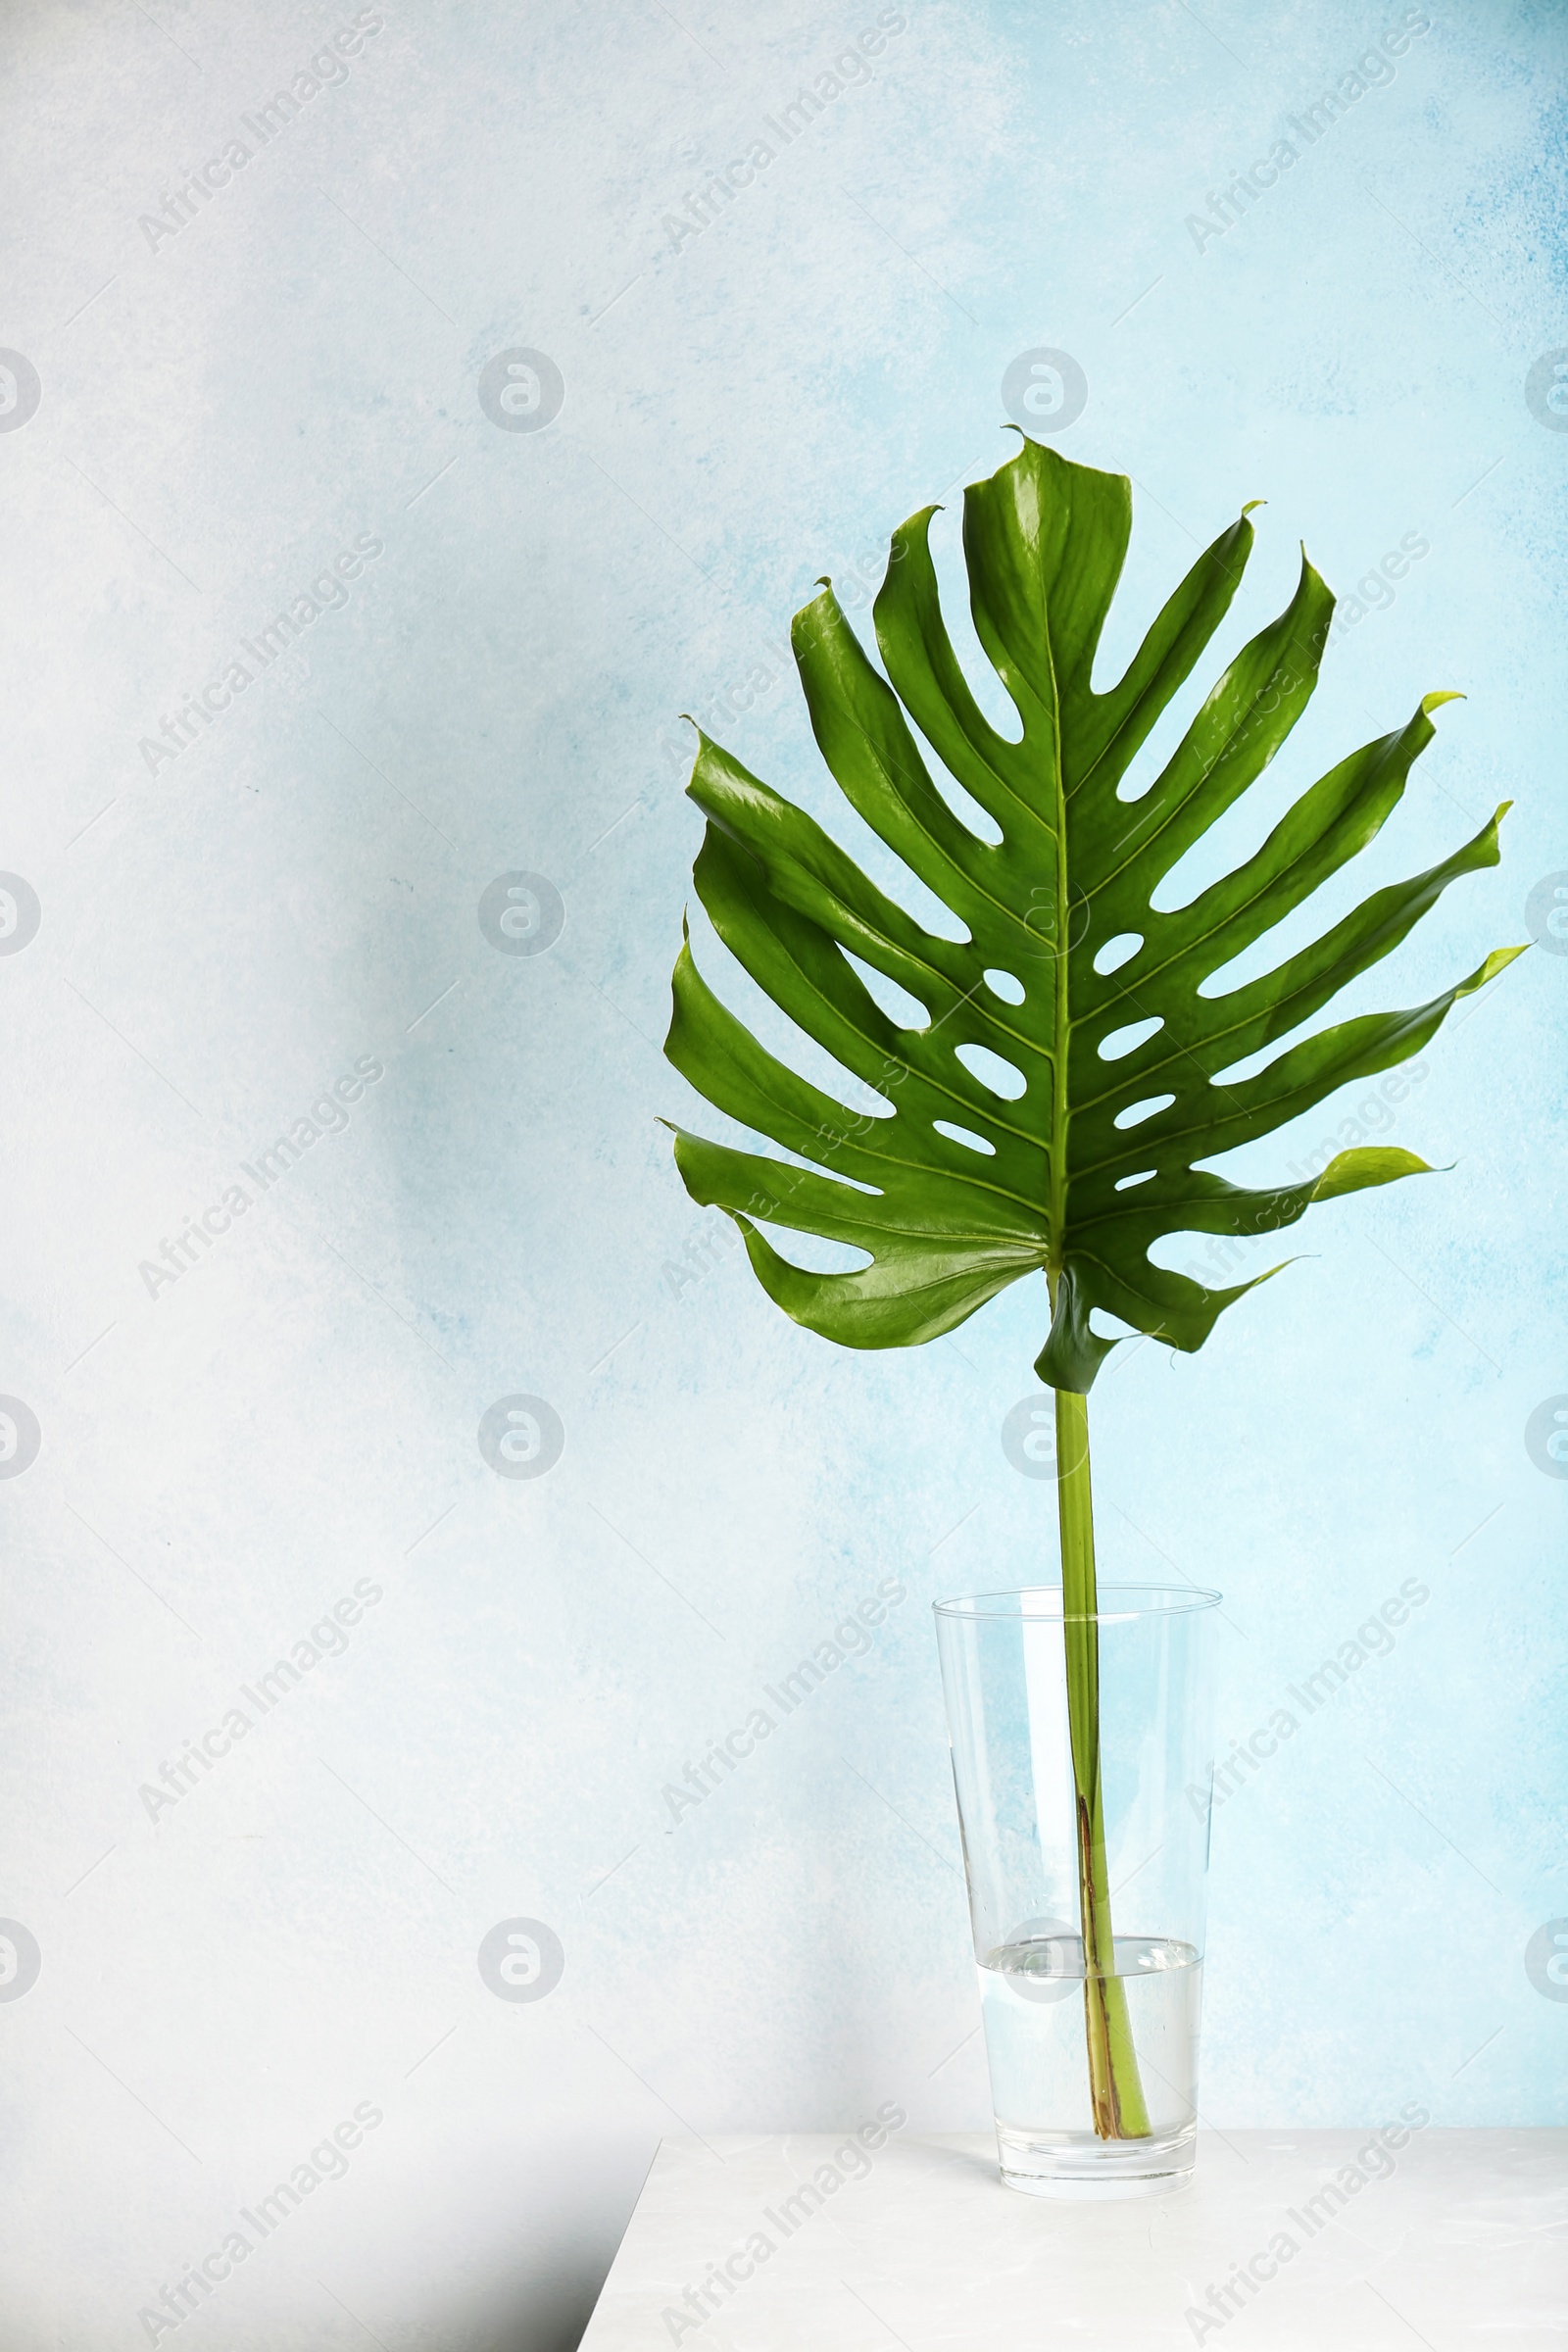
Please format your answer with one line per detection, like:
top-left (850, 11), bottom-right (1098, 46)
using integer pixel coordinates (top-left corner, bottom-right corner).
top-left (934, 1584), bottom-right (1219, 2198)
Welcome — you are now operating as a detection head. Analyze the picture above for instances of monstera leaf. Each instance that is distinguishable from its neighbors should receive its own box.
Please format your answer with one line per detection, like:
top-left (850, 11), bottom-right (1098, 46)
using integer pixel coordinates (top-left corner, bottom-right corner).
top-left (663, 439), bottom-right (1520, 1393)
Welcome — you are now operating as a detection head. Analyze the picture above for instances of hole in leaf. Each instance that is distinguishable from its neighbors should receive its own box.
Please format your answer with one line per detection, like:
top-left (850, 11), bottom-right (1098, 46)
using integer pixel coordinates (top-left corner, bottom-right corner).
top-left (1147, 1228), bottom-right (1265, 1282)
top-left (841, 952), bottom-right (929, 1031)
top-left (820, 796), bottom-right (971, 944)
top-left (928, 762), bottom-right (1004, 847)
top-left (1149, 761), bottom-right (1294, 918)
top-left (933, 1118), bottom-right (997, 1156)
top-left (1113, 1094), bottom-right (1175, 1129)
top-left (1093, 932), bottom-right (1143, 976)
top-left (1098, 1015), bottom-right (1163, 1062)
top-left (955, 1041), bottom-right (1026, 1100)
top-left (1089, 1306), bottom-right (1139, 1339)
top-left (984, 966), bottom-right (1026, 1004)
top-left (750, 1222), bottom-right (874, 1274)
top-left (684, 904), bottom-right (893, 1134)
top-left (773, 1152), bottom-right (883, 1194)
top-left (925, 503), bottom-right (1026, 744)
top-left (1205, 1040), bottom-right (1290, 1085)
top-left (1114, 1168), bottom-right (1156, 1191)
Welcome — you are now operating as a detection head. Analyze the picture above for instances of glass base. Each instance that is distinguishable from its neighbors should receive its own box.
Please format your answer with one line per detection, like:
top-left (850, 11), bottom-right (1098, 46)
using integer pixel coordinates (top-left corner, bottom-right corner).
top-left (980, 1935), bottom-right (1202, 2198)
top-left (996, 2120), bottom-right (1196, 2198)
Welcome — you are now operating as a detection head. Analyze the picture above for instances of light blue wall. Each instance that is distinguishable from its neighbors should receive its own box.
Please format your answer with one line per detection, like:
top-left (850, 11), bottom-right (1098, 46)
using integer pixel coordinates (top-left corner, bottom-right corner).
top-left (1, 0), bottom-right (1562, 2343)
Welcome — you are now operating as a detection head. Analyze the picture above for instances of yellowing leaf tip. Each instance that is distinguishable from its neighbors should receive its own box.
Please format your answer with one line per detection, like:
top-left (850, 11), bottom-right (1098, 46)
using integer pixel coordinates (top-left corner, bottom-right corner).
top-left (1421, 690), bottom-right (1466, 713)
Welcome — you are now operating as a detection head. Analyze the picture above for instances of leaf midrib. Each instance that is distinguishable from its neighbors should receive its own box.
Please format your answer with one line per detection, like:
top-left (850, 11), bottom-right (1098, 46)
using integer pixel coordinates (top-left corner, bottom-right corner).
top-left (1047, 567), bottom-right (1071, 1277)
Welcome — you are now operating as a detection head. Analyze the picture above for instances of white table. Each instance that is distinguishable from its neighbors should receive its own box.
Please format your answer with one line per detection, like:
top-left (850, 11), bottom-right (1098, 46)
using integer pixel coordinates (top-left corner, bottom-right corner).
top-left (580, 2129), bottom-right (1567, 2348)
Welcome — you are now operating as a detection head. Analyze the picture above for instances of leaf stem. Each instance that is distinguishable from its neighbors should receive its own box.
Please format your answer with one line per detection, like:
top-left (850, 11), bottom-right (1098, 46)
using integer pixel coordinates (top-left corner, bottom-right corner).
top-left (1054, 1387), bottom-right (1152, 2139)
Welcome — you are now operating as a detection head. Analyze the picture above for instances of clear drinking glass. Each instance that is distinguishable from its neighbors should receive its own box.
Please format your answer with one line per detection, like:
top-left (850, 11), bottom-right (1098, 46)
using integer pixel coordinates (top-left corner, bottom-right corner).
top-left (934, 1586), bottom-right (1219, 2198)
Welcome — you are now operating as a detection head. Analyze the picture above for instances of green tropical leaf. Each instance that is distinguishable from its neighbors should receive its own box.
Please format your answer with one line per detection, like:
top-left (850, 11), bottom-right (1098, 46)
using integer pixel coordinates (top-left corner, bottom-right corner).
top-left (662, 439), bottom-right (1525, 1392)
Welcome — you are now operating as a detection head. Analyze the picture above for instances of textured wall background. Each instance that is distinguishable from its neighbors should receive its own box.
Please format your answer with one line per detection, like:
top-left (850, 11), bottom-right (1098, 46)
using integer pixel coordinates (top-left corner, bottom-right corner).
top-left (1, 0), bottom-right (1564, 2344)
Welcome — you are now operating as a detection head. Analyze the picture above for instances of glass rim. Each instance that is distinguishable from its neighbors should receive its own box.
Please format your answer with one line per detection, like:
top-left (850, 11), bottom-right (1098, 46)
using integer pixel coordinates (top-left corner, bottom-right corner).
top-left (933, 1583), bottom-right (1222, 1624)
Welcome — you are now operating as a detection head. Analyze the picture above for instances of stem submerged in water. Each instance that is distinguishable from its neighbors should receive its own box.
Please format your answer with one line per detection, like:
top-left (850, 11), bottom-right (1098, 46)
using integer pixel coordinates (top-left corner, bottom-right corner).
top-left (1054, 1387), bottom-right (1152, 2140)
